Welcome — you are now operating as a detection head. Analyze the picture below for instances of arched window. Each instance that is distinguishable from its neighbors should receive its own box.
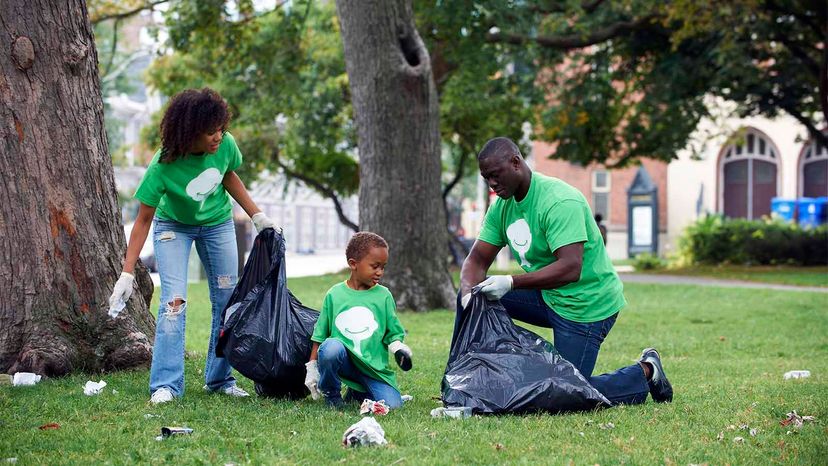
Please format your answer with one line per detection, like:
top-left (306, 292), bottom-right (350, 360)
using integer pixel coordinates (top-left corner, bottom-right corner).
top-left (718, 129), bottom-right (780, 219)
top-left (799, 138), bottom-right (828, 197)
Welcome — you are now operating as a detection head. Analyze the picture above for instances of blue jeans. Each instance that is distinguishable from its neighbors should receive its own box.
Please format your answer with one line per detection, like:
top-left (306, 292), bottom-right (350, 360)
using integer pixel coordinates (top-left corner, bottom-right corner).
top-left (317, 339), bottom-right (402, 408)
top-left (453, 290), bottom-right (649, 405)
top-left (149, 218), bottom-right (239, 397)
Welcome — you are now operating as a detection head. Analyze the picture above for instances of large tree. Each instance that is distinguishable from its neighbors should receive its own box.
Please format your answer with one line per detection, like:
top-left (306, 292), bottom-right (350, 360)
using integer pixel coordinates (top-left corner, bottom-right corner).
top-left (0, 0), bottom-right (155, 376)
top-left (334, 0), bottom-right (456, 310)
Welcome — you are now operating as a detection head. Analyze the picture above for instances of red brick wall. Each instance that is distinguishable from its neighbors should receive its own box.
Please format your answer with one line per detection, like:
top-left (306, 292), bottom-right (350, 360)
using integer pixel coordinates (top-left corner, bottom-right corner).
top-left (532, 141), bottom-right (668, 230)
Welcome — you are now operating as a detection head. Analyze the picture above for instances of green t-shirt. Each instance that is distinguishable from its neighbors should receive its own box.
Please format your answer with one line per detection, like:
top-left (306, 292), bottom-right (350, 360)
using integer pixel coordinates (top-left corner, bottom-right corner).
top-left (478, 172), bottom-right (626, 323)
top-left (134, 132), bottom-right (243, 226)
top-left (311, 282), bottom-right (406, 392)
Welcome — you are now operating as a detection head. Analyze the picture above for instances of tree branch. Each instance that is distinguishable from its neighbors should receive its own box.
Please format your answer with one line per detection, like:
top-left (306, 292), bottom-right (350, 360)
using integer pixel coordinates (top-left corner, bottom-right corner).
top-left (781, 103), bottom-right (828, 148)
top-left (530, 0), bottom-right (607, 15)
top-left (269, 150), bottom-right (359, 232)
top-left (486, 14), bottom-right (658, 49)
top-left (102, 18), bottom-right (120, 78)
top-left (91, 0), bottom-right (169, 24)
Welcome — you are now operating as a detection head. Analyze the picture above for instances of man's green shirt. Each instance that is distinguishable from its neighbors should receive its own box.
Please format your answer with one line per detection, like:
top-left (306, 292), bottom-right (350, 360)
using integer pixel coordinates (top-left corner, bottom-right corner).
top-left (478, 172), bottom-right (626, 322)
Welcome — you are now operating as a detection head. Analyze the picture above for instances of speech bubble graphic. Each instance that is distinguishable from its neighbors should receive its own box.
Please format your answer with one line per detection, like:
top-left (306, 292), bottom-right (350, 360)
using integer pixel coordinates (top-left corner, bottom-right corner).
top-left (335, 306), bottom-right (379, 357)
top-left (506, 218), bottom-right (533, 268)
top-left (185, 168), bottom-right (222, 202)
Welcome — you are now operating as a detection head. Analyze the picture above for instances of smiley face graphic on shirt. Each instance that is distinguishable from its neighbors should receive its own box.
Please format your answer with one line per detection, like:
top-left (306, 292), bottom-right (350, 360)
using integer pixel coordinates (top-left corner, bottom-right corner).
top-left (506, 218), bottom-right (533, 268)
top-left (334, 306), bottom-right (379, 357)
top-left (185, 168), bottom-right (223, 202)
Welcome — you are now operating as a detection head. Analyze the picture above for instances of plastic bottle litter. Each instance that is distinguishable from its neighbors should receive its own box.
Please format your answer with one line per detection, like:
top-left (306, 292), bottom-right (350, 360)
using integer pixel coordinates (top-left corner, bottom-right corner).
top-left (108, 298), bottom-right (126, 318)
top-left (12, 372), bottom-right (41, 386)
top-left (156, 427), bottom-right (194, 441)
top-left (430, 406), bottom-right (473, 419)
top-left (783, 370), bottom-right (811, 380)
top-left (342, 417), bottom-right (387, 447)
top-left (83, 380), bottom-right (107, 396)
top-left (359, 399), bottom-right (390, 416)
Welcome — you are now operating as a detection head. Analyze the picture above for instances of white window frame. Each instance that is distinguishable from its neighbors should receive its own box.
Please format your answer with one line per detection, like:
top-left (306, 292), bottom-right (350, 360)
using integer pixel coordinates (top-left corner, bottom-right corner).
top-left (798, 138), bottom-right (828, 197)
top-left (591, 169), bottom-right (611, 222)
top-left (717, 129), bottom-right (782, 219)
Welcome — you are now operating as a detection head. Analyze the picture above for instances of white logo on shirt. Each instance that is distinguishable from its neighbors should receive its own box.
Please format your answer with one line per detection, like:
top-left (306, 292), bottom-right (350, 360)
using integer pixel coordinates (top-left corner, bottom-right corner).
top-left (334, 306), bottom-right (379, 357)
top-left (506, 218), bottom-right (533, 268)
top-left (186, 168), bottom-right (222, 202)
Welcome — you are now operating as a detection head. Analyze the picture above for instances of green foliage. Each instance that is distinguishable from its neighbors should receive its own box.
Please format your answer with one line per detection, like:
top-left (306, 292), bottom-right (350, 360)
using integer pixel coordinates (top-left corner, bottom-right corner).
top-left (145, 1), bottom-right (358, 197)
top-left (678, 215), bottom-right (828, 266)
top-left (633, 252), bottom-right (665, 270)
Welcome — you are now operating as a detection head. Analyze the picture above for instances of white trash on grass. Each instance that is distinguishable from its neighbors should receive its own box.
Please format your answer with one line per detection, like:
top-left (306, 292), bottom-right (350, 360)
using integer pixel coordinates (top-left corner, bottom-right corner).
top-left (83, 380), bottom-right (107, 396)
top-left (12, 372), bottom-right (41, 386)
top-left (783, 370), bottom-right (810, 380)
top-left (342, 417), bottom-right (387, 447)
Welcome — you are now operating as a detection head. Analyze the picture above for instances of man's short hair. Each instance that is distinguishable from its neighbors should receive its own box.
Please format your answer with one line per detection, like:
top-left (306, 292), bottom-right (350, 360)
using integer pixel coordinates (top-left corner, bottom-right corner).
top-left (477, 137), bottom-right (522, 162)
top-left (346, 232), bottom-right (389, 261)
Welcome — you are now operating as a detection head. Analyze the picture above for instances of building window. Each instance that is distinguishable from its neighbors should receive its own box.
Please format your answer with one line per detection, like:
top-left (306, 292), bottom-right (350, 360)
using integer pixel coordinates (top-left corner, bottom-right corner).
top-left (719, 130), bottom-right (779, 219)
top-left (591, 169), bottom-right (610, 221)
top-left (800, 139), bottom-right (828, 197)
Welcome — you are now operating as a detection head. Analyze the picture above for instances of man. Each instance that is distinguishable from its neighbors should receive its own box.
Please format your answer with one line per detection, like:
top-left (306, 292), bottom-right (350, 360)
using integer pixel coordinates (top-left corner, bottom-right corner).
top-left (457, 137), bottom-right (672, 405)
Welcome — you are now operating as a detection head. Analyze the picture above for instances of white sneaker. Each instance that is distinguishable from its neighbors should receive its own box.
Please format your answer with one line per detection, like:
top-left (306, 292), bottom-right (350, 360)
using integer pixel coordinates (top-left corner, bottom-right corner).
top-left (150, 387), bottom-right (174, 404)
top-left (219, 385), bottom-right (250, 397)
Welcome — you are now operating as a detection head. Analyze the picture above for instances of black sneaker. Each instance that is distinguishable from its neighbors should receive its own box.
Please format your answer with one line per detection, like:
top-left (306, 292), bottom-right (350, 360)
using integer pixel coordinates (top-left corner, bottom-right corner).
top-left (394, 350), bottom-right (413, 371)
top-left (325, 396), bottom-right (346, 410)
top-left (640, 348), bottom-right (673, 403)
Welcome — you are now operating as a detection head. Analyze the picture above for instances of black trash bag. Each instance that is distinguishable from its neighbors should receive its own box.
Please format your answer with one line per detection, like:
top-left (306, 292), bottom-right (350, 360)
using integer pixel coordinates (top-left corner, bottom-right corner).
top-left (442, 292), bottom-right (611, 414)
top-left (216, 228), bottom-right (319, 399)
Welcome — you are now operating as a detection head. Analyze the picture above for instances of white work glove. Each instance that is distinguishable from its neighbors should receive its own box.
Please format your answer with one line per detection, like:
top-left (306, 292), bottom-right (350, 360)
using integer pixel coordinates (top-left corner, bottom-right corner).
top-left (389, 340), bottom-right (413, 371)
top-left (108, 272), bottom-right (134, 318)
top-left (251, 212), bottom-right (276, 233)
top-left (304, 360), bottom-right (321, 400)
top-left (461, 293), bottom-right (472, 309)
top-left (478, 275), bottom-right (513, 301)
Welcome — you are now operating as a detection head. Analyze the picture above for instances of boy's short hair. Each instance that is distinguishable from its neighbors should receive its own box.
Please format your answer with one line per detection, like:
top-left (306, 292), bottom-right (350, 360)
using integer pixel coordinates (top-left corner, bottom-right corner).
top-left (346, 232), bottom-right (388, 261)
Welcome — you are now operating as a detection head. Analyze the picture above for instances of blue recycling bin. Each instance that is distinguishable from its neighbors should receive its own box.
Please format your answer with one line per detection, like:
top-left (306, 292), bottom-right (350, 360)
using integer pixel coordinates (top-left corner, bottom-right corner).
top-left (771, 198), bottom-right (797, 222)
top-left (797, 197), bottom-right (826, 227)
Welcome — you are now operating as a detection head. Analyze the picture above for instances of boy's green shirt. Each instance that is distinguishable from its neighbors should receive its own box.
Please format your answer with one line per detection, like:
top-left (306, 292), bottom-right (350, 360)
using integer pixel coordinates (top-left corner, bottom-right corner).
top-left (311, 282), bottom-right (406, 391)
top-left (478, 172), bottom-right (626, 323)
top-left (134, 132), bottom-right (242, 226)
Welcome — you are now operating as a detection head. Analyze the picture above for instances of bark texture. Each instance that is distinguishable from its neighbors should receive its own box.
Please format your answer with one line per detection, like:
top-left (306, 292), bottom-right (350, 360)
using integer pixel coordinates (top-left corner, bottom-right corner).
top-left (0, 0), bottom-right (155, 376)
top-left (335, 0), bottom-right (455, 310)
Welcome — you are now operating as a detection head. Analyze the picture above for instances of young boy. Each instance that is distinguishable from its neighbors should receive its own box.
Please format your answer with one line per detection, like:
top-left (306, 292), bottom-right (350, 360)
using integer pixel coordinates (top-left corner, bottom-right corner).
top-left (304, 232), bottom-right (412, 409)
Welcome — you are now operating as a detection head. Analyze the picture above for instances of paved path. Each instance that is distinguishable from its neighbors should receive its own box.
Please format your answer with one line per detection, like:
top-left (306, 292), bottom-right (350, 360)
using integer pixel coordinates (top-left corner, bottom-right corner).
top-left (619, 273), bottom-right (828, 293)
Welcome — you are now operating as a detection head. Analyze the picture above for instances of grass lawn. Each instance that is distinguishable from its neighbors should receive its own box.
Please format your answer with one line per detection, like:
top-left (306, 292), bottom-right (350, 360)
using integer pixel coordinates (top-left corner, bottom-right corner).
top-left (2, 275), bottom-right (827, 464)
top-left (650, 265), bottom-right (828, 288)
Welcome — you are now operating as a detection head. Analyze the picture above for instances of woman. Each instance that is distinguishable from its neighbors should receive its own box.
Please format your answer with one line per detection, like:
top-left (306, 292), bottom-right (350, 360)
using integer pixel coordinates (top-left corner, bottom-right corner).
top-left (108, 88), bottom-right (275, 404)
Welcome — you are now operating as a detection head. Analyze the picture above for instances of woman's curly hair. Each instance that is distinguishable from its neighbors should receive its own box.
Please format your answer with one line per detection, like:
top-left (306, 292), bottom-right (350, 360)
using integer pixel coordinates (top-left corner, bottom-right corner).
top-left (159, 88), bottom-right (231, 163)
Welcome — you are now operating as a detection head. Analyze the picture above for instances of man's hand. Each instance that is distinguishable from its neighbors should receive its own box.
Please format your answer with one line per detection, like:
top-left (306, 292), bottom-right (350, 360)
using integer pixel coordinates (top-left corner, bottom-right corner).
top-left (304, 360), bottom-right (321, 400)
top-left (388, 340), bottom-right (413, 371)
top-left (478, 275), bottom-right (513, 300)
top-left (251, 212), bottom-right (276, 233)
top-left (108, 272), bottom-right (134, 318)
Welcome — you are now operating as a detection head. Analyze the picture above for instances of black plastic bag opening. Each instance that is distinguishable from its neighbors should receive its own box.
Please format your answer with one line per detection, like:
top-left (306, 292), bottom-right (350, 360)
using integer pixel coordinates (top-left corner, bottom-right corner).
top-left (216, 228), bottom-right (319, 399)
top-left (442, 292), bottom-right (611, 414)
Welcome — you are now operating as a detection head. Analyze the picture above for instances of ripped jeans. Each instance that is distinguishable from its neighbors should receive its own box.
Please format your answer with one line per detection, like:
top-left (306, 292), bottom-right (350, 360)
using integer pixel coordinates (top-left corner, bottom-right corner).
top-left (148, 218), bottom-right (238, 397)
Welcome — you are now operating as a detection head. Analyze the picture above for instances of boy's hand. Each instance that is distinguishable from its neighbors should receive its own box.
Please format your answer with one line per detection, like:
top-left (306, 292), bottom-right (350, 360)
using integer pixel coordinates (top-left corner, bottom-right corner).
top-left (304, 360), bottom-right (321, 400)
top-left (389, 341), bottom-right (413, 371)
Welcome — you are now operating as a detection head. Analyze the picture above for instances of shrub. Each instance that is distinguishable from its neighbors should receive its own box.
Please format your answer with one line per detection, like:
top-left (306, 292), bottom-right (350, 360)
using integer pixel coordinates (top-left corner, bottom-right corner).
top-left (633, 253), bottom-right (664, 270)
top-left (678, 215), bottom-right (828, 266)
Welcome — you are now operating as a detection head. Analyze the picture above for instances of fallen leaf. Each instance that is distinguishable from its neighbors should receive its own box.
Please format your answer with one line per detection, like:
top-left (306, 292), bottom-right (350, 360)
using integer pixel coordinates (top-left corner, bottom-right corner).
top-left (716, 432), bottom-right (724, 441)
top-left (494, 443), bottom-right (504, 451)
top-left (38, 423), bottom-right (60, 430)
top-left (733, 437), bottom-right (744, 443)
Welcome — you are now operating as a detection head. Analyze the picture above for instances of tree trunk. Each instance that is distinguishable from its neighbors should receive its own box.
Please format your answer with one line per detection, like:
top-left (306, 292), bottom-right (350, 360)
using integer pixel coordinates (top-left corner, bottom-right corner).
top-left (335, 0), bottom-right (455, 310)
top-left (0, 0), bottom-right (155, 376)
